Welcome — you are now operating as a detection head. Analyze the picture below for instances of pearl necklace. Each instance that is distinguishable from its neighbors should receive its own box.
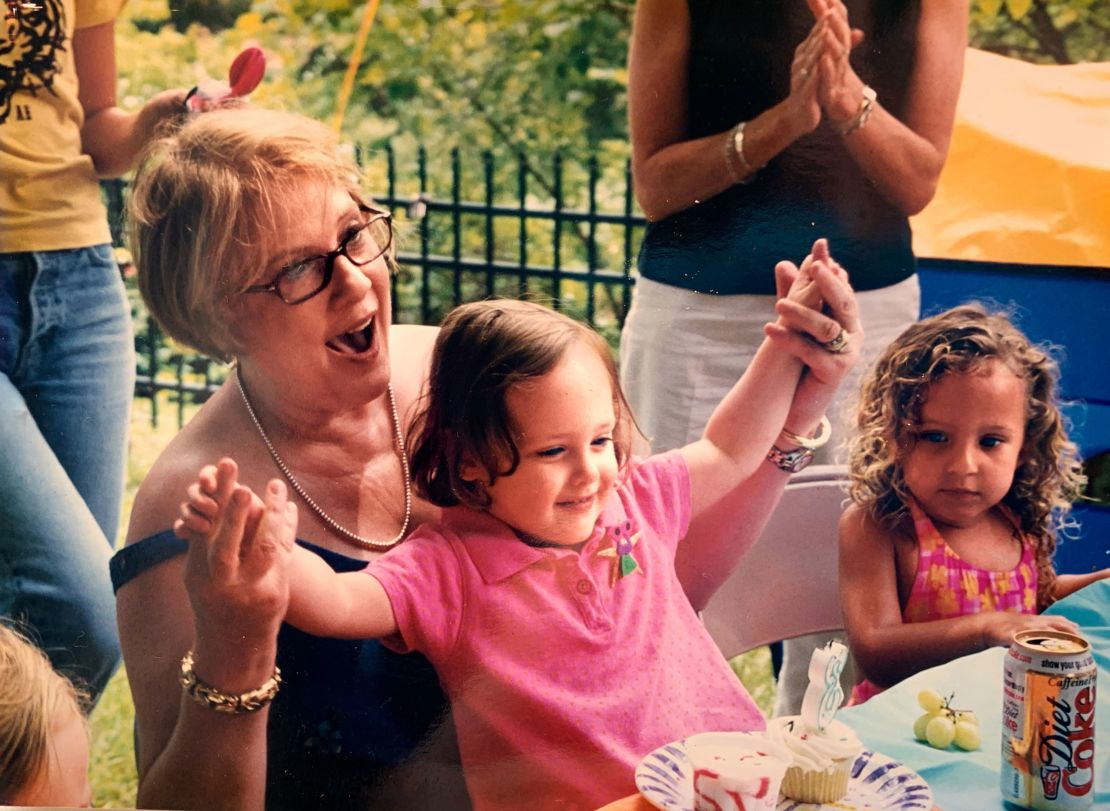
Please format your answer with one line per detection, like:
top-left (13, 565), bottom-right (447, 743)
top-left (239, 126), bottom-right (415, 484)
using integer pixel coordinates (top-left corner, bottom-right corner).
top-left (234, 367), bottom-right (412, 551)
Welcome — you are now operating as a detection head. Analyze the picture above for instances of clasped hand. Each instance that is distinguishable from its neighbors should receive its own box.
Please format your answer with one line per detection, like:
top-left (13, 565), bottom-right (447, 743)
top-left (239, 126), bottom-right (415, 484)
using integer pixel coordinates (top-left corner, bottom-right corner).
top-left (765, 238), bottom-right (862, 391)
top-left (790, 0), bottom-right (869, 133)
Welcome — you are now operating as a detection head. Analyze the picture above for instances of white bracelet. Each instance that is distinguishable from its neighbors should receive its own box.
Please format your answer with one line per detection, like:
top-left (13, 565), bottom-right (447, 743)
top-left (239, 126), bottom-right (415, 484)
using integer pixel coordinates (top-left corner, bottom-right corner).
top-left (778, 415), bottom-right (832, 450)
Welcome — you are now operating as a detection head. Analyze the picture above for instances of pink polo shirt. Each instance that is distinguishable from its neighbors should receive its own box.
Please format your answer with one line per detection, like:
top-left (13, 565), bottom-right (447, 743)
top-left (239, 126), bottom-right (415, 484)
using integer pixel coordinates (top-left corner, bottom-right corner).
top-left (369, 450), bottom-right (765, 810)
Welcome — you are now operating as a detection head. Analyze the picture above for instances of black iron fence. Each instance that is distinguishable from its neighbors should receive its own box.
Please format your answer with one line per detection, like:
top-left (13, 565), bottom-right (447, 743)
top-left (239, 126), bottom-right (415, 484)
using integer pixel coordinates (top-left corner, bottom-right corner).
top-left (107, 145), bottom-right (647, 428)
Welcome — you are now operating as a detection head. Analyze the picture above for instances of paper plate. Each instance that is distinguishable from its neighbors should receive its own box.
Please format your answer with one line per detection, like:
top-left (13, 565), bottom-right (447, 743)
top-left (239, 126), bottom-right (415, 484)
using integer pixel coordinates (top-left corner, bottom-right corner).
top-left (635, 739), bottom-right (933, 811)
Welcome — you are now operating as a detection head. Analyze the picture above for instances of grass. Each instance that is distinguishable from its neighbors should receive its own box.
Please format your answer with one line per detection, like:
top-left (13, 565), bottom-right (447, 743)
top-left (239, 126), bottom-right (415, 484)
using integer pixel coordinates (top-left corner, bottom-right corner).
top-left (88, 395), bottom-right (189, 808)
top-left (87, 395), bottom-right (777, 806)
top-left (89, 671), bottom-right (139, 808)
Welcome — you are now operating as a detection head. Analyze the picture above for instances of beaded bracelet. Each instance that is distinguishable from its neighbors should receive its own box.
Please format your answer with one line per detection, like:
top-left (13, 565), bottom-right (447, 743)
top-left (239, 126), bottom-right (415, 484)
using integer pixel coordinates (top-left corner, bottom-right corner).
top-left (180, 650), bottom-right (282, 714)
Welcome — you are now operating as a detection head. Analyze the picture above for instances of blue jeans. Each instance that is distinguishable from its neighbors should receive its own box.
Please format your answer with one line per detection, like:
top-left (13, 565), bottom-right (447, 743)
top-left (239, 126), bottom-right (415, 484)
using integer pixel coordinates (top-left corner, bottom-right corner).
top-left (0, 245), bottom-right (134, 703)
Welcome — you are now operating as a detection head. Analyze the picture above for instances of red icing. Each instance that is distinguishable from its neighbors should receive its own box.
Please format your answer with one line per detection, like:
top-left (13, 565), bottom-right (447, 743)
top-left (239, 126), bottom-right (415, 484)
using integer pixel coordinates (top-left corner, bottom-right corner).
top-left (692, 767), bottom-right (772, 810)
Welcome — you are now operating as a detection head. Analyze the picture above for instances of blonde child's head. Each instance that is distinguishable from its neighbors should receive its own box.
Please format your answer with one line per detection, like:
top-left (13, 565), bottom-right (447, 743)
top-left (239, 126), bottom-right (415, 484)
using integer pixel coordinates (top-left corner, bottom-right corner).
top-left (848, 305), bottom-right (1085, 607)
top-left (409, 298), bottom-right (637, 511)
top-left (0, 624), bottom-right (91, 807)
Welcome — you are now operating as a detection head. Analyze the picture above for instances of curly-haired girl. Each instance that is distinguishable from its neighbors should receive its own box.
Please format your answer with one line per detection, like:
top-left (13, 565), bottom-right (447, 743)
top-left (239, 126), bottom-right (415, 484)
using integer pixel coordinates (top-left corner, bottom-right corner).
top-left (839, 304), bottom-right (1107, 703)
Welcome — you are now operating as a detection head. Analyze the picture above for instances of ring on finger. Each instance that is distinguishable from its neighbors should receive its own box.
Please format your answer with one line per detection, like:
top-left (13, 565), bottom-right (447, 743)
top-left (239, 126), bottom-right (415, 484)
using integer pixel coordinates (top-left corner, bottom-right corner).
top-left (821, 329), bottom-right (850, 354)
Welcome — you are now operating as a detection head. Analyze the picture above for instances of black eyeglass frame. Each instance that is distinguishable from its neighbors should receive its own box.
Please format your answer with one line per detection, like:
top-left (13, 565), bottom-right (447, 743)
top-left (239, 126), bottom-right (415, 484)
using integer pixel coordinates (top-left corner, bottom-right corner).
top-left (244, 206), bottom-right (393, 305)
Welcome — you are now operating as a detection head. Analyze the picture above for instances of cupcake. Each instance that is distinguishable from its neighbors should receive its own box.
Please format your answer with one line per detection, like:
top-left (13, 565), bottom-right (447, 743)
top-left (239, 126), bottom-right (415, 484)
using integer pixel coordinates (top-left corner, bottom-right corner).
top-left (685, 731), bottom-right (791, 811)
top-left (765, 715), bottom-right (862, 803)
top-left (767, 640), bottom-right (863, 803)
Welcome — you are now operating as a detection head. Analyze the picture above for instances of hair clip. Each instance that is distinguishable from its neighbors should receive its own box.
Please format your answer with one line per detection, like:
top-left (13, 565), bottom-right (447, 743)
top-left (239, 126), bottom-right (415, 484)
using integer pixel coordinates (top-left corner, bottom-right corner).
top-left (184, 46), bottom-right (267, 113)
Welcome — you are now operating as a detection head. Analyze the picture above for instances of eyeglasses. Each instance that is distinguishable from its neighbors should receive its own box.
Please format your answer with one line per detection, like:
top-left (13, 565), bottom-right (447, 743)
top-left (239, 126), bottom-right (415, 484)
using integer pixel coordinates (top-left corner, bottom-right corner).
top-left (244, 206), bottom-right (393, 305)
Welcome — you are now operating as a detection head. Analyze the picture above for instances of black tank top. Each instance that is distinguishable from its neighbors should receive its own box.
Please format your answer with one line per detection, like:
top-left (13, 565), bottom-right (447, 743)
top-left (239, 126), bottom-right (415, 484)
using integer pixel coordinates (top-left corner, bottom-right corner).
top-left (638, 0), bottom-right (920, 294)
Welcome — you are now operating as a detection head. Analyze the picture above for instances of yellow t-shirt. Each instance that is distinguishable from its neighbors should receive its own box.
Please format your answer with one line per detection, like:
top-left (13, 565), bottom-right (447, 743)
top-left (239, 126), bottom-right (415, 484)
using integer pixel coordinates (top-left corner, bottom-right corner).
top-left (1, 0), bottom-right (124, 252)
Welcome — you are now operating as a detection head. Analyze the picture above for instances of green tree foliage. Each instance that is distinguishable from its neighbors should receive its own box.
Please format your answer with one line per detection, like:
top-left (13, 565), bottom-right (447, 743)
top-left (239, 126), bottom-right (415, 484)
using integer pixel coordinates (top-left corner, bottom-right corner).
top-left (970, 0), bottom-right (1109, 64)
top-left (114, 0), bottom-right (1103, 334)
top-left (120, 0), bottom-right (1106, 166)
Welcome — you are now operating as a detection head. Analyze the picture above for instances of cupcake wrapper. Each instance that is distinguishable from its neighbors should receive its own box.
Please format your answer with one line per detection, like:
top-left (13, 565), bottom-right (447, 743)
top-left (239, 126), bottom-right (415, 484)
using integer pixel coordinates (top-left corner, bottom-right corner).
top-left (780, 759), bottom-right (851, 804)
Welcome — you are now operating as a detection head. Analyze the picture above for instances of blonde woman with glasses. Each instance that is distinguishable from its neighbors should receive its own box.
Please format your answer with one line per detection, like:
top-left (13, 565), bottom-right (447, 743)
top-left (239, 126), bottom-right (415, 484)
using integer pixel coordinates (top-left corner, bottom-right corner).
top-left (112, 108), bottom-right (468, 811)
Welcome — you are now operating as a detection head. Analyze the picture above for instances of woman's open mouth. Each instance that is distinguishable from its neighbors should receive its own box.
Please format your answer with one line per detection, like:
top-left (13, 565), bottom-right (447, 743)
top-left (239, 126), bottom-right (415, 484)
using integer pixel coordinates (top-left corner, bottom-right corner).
top-left (326, 318), bottom-right (375, 355)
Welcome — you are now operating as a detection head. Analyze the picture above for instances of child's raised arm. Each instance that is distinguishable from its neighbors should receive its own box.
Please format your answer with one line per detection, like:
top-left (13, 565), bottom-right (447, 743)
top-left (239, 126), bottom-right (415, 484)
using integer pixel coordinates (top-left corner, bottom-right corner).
top-left (680, 239), bottom-right (862, 515)
top-left (176, 459), bottom-right (398, 642)
top-left (839, 504), bottom-right (1079, 689)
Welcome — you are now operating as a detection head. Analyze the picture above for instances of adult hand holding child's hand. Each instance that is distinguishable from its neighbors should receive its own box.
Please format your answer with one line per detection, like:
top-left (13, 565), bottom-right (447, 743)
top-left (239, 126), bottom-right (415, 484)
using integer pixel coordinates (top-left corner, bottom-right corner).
top-left (766, 237), bottom-right (862, 388)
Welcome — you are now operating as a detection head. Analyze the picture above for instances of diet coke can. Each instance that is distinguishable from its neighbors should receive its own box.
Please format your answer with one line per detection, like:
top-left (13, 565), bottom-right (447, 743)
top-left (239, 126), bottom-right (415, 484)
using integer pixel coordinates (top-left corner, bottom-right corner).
top-left (1001, 629), bottom-right (1096, 810)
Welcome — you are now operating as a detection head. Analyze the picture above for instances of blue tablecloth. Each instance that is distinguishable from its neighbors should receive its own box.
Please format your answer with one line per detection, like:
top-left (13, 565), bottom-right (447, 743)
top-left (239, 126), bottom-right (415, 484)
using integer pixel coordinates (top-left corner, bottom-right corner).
top-left (839, 580), bottom-right (1110, 810)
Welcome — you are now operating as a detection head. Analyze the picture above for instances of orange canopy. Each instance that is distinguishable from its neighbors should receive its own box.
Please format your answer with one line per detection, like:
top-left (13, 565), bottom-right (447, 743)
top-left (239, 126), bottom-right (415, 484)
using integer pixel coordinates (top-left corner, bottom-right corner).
top-left (910, 48), bottom-right (1110, 268)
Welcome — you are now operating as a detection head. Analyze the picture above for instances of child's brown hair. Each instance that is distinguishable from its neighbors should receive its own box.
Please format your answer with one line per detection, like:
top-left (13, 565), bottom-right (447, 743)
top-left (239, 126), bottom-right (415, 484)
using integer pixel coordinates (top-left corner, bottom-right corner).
top-left (409, 299), bottom-right (637, 509)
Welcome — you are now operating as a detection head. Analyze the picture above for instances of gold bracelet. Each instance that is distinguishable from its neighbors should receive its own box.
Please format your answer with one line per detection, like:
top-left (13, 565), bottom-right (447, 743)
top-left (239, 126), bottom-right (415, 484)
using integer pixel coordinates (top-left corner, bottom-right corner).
top-left (180, 650), bottom-right (282, 714)
top-left (779, 414), bottom-right (832, 450)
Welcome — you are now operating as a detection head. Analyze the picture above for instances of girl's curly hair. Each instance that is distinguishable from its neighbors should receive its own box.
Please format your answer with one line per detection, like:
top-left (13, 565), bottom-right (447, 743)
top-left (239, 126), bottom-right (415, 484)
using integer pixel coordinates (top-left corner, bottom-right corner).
top-left (847, 305), bottom-right (1085, 609)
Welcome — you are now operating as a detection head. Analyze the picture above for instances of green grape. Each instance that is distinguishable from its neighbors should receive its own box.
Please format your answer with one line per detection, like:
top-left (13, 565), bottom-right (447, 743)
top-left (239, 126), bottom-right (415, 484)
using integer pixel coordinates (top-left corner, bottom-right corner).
top-left (917, 688), bottom-right (946, 713)
top-left (913, 712), bottom-right (939, 742)
top-left (953, 720), bottom-right (982, 751)
top-left (954, 710), bottom-right (979, 727)
top-left (925, 715), bottom-right (956, 749)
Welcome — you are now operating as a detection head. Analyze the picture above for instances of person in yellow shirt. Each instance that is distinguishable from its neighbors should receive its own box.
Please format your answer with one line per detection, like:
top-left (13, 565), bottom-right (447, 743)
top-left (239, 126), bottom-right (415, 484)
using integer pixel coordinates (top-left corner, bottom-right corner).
top-left (0, 0), bottom-right (184, 705)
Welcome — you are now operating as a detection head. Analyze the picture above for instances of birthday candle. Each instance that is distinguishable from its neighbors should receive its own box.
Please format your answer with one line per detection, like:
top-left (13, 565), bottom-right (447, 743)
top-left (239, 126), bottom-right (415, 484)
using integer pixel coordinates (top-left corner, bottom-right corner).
top-left (800, 641), bottom-right (848, 732)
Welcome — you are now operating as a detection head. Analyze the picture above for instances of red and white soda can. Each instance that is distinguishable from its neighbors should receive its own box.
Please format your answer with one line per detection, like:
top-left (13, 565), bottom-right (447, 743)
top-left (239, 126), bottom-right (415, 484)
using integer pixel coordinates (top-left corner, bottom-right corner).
top-left (1001, 629), bottom-right (1096, 810)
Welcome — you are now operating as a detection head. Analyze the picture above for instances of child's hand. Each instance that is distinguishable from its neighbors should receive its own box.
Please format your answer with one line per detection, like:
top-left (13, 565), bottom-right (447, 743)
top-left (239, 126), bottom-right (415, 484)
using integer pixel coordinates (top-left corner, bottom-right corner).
top-left (982, 611), bottom-right (1080, 648)
top-left (776, 238), bottom-right (827, 313)
top-left (175, 460), bottom-right (262, 542)
top-left (765, 239), bottom-right (861, 386)
top-left (774, 237), bottom-right (850, 314)
top-left (177, 458), bottom-right (297, 646)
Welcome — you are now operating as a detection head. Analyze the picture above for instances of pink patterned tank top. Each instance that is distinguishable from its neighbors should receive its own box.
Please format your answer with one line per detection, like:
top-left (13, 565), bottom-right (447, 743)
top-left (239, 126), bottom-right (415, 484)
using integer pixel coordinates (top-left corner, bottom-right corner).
top-left (849, 499), bottom-right (1038, 705)
top-left (902, 499), bottom-right (1038, 622)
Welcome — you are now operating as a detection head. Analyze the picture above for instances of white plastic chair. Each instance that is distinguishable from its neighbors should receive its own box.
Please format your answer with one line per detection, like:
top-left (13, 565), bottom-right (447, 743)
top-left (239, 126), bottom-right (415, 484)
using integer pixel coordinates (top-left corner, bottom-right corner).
top-left (700, 464), bottom-right (850, 660)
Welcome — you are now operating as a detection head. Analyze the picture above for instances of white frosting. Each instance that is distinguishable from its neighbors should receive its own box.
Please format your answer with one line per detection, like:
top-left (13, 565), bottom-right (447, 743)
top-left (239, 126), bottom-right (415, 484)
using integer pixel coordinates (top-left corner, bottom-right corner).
top-left (765, 717), bottom-right (862, 773)
top-left (686, 732), bottom-right (790, 811)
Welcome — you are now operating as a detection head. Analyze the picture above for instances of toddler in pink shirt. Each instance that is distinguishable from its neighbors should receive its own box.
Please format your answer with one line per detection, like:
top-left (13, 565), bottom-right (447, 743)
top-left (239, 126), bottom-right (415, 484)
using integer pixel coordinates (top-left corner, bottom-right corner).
top-left (178, 267), bottom-right (857, 809)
